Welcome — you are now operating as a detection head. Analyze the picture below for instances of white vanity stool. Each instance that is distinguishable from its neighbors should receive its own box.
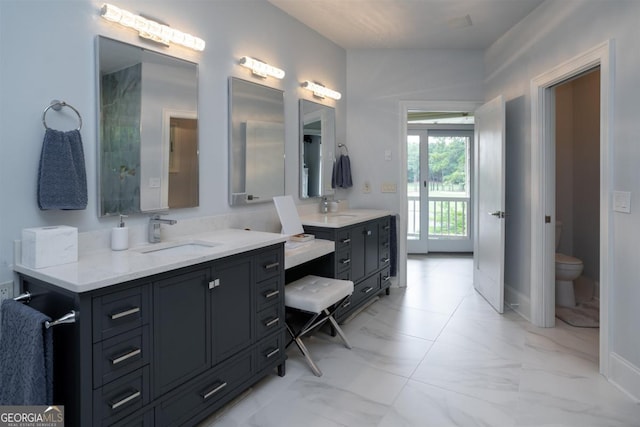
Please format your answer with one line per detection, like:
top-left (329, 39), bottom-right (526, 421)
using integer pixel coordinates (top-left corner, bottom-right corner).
top-left (284, 275), bottom-right (354, 376)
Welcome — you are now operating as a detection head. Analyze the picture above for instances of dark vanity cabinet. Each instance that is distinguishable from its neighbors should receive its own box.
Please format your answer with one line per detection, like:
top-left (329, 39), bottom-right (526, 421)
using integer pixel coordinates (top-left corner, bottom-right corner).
top-left (17, 243), bottom-right (286, 427)
top-left (302, 215), bottom-right (392, 322)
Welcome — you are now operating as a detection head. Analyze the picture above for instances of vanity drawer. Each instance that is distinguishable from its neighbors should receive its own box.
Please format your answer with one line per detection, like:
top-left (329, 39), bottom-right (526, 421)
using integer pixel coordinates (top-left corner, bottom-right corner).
top-left (93, 366), bottom-right (149, 426)
top-left (256, 248), bottom-right (283, 282)
top-left (336, 248), bottom-right (352, 273)
top-left (256, 304), bottom-right (283, 338)
top-left (351, 274), bottom-right (380, 307)
top-left (93, 285), bottom-right (150, 342)
top-left (93, 326), bottom-right (150, 388)
top-left (336, 229), bottom-right (352, 250)
top-left (256, 277), bottom-right (282, 311)
top-left (155, 353), bottom-right (252, 427)
top-left (256, 331), bottom-right (286, 372)
top-left (380, 267), bottom-right (392, 289)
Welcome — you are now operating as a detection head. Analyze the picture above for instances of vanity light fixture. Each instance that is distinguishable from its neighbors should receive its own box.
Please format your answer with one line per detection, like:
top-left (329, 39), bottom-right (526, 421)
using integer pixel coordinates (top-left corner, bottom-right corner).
top-left (239, 56), bottom-right (285, 79)
top-left (301, 81), bottom-right (342, 100)
top-left (100, 3), bottom-right (205, 52)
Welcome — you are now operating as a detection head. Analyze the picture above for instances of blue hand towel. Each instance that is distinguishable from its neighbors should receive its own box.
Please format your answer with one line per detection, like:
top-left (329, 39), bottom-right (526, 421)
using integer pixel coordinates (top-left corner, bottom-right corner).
top-left (332, 154), bottom-right (353, 189)
top-left (0, 299), bottom-right (53, 405)
top-left (38, 128), bottom-right (88, 210)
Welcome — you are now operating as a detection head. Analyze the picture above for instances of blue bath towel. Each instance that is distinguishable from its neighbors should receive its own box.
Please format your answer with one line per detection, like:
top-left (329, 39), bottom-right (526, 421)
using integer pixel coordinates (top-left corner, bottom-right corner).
top-left (0, 299), bottom-right (53, 405)
top-left (38, 128), bottom-right (88, 210)
top-left (332, 154), bottom-right (353, 189)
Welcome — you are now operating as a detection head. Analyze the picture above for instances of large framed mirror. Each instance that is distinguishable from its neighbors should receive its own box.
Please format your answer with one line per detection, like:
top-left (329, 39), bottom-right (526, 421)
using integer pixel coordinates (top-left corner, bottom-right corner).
top-left (229, 77), bottom-right (285, 205)
top-left (97, 36), bottom-right (199, 217)
top-left (299, 100), bottom-right (336, 198)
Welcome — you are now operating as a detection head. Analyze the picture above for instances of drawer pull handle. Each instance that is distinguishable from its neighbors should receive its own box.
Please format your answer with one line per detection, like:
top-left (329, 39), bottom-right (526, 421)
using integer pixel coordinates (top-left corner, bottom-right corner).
top-left (363, 287), bottom-right (374, 294)
top-left (340, 258), bottom-right (351, 265)
top-left (340, 238), bottom-right (351, 244)
top-left (342, 301), bottom-right (351, 308)
top-left (110, 307), bottom-right (140, 320)
top-left (264, 290), bottom-right (280, 299)
top-left (383, 275), bottom-right (391, 282)
top-left (110, 348), bottom-right (141, 365)
top-left (365, 230), bottom-right (372, 236)
top-left (265, 348), bottom-right (280, 359)
top-left (265, 317), bottom-right (280, 327)
top-left (110, 390), bottom-right (141, 410)
top-left (264, 262), bottom-right (280, 270)
top-left (383, 225), bottom-right (390, 231)
top-left (209, 279), bottom-right (220, 289)
top-left (381, 257), bottom-right (390, 264)
top-left (201, 382), bottom-right (227, 400)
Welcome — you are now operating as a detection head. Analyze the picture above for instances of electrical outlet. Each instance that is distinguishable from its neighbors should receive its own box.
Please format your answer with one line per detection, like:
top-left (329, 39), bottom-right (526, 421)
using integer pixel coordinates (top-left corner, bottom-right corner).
top-left (363, 181), bottom-right (371, 193)
top-left (0, 282), bottom-right (13, 303)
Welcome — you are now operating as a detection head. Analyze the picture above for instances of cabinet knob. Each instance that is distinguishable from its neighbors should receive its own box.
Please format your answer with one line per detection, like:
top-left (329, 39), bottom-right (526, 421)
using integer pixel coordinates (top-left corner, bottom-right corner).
top-left (110, 389), bottom-right (141, 410)
top-left (110, 307), bottom-right (140, 320)
top-left (201, 382), bottom-right (227, 400)
top-left (264, 262), bottom-right (280, 270)
top-left (265, 348), bottom-right (280, 359)
top-left (110, 348), bottom-right (142, 365)
top-left (265, 317), bottom-right (280, 327)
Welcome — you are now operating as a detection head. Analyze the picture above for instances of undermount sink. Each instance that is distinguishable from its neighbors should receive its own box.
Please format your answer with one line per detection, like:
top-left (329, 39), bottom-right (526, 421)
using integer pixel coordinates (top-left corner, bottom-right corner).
top-left (133, 240), bottom-right (219, 256)
top-left (328, 214), bottom-right (358, 218)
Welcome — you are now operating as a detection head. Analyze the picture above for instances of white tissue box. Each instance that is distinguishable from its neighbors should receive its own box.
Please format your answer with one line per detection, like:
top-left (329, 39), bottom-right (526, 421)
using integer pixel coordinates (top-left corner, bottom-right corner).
top-left (21, 225), bottom-right (78, 269)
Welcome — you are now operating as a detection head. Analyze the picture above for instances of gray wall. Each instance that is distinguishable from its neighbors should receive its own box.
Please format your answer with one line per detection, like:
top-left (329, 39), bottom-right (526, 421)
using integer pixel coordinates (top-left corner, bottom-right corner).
top-left (485, 0), bottom-right (640, 387)
top-left (0, 0), bottom-right (346, 283)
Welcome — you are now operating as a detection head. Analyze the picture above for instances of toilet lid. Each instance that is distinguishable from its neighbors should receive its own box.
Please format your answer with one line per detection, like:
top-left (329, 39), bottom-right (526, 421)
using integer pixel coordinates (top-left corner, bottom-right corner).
top-left (555, 253), bottom-right (582, 265)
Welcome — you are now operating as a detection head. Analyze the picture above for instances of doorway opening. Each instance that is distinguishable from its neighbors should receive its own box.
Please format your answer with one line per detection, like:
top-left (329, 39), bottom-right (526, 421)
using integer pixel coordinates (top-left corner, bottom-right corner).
top-left (406, 112), bottom-right (475, 254)
top-left (530, 40), bottom-right (612, 377)
top-left (553, 68), bottom-right (601, 329)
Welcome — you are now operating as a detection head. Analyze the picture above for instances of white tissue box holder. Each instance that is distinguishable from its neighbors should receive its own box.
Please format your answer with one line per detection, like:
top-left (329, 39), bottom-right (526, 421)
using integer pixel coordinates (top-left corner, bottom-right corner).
top-left (21, 225), bottom-right (78, 269)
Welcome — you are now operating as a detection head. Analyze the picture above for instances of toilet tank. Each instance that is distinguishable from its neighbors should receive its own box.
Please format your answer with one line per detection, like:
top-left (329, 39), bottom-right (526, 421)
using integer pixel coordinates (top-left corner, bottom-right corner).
top-left (555, 221), bottom-right (562, 250)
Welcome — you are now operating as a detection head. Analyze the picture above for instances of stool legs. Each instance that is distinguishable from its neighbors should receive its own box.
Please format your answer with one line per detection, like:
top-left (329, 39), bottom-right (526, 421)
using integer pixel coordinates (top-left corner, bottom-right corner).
top-left (325, 309), bottom-right (352, 349)
top-left (286, 322), bottom-right (323, 376)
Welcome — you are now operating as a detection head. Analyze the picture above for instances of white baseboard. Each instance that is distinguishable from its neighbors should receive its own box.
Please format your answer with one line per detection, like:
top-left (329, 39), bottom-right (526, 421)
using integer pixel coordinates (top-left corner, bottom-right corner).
top-left (504, 283), bottom-right (532, 322)
top-left (609, 352), bottom-right (640, 403)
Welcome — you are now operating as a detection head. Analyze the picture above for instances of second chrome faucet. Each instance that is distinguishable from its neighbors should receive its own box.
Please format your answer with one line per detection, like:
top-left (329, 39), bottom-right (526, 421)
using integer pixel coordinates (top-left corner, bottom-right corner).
top-left (148, 214), bottom-right (177, 243)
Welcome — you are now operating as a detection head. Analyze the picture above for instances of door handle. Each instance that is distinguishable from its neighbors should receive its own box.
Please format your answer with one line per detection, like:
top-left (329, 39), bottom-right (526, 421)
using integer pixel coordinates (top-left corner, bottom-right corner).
top-left (489, 211), bottom-right (505, 218)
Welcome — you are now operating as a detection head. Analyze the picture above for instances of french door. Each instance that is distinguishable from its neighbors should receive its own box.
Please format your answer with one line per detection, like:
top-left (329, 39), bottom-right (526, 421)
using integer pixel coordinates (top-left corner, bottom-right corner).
top-left (407, 127), bottom-right (474, 253)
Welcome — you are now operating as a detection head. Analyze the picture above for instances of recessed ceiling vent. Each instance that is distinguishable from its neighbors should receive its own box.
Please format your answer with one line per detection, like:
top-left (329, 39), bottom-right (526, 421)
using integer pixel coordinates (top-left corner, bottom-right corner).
top-left (447, 14), bottom-right (473, 29)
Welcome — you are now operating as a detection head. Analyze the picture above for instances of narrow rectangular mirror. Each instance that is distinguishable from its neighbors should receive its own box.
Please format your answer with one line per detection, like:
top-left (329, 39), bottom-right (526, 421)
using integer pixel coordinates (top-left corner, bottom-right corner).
top-left (97, 36), bottom-right (199, 217)
top-left (229, 77), bottom-right (285, 205)
top-left (300, 100), bottom-right (336, 199)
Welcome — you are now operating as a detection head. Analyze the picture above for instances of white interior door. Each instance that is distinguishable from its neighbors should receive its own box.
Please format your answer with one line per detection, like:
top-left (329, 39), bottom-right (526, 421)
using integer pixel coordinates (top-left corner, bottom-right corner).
top-left (473, 96), bottom-right (506, 313)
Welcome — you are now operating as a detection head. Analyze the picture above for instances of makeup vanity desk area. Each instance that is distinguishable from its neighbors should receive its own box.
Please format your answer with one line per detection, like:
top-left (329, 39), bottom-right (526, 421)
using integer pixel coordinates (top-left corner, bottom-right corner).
top-left (289, 209), bottom-right (394, 323)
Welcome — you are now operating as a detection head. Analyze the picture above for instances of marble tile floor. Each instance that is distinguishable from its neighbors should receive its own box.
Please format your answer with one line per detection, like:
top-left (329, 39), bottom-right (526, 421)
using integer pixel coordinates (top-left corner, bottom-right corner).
top-left (200, 254), bottom-right (640, 427)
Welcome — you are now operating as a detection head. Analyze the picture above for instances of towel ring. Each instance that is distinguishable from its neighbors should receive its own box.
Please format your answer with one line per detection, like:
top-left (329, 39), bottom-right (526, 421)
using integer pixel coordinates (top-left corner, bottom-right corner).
top-left (42, 100), bottom-right (82, 131)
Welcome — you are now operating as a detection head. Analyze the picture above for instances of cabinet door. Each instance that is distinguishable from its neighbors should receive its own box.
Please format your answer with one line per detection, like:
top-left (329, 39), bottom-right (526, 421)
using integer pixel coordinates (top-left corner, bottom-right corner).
top-left (154, 268), bottom-right (211, 396)
top-left (211, 255), bottom-right (254, 363)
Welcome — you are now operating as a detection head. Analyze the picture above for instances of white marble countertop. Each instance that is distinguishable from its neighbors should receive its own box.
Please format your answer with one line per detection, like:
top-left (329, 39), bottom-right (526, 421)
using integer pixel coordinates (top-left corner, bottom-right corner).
top-left (14, 229), bottom-right (287, 294)
top-left (284, 239), bottom-right (335, 270)
top-left (299, 209), bottom-right (393, 228)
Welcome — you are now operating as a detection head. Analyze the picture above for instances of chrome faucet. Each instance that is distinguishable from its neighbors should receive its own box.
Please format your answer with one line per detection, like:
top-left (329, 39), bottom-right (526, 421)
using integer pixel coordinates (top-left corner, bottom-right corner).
top-left (148, 214), bottom-right (177, 243)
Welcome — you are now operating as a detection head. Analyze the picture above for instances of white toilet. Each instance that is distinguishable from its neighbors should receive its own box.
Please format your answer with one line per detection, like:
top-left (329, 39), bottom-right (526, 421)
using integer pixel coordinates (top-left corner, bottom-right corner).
top-left (555, 221), bottom-right (584, 307)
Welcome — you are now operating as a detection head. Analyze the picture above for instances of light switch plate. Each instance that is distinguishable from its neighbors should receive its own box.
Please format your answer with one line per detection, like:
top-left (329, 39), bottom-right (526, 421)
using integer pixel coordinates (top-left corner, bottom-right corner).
top-left (613, 191), bottom-right (631, 213)
top-left (381, 183), bottom-right (397, 193)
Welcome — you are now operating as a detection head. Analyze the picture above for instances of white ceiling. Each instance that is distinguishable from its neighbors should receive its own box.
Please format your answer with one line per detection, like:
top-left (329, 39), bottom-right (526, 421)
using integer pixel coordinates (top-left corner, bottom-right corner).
top-left (267, 0), bottom-right (545, 49)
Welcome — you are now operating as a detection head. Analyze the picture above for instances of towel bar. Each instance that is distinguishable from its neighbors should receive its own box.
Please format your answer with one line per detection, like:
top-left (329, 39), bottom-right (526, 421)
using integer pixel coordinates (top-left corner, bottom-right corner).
top-left (13, 292), bottom-right (78, 328)
top-left (42, 99), bottom-right (83, 131)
